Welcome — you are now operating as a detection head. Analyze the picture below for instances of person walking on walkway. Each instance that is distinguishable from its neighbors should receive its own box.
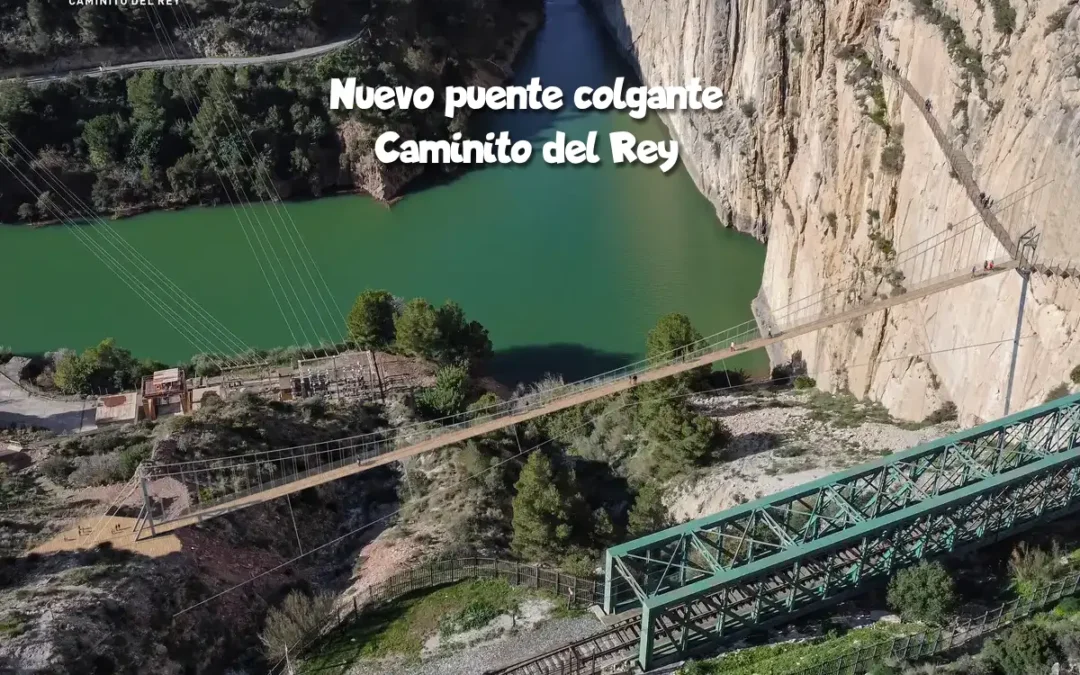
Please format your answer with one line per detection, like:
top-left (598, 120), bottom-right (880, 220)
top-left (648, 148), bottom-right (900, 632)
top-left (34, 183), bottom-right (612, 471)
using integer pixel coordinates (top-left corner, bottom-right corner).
top-left (984, 260), bottom-right (989, 271)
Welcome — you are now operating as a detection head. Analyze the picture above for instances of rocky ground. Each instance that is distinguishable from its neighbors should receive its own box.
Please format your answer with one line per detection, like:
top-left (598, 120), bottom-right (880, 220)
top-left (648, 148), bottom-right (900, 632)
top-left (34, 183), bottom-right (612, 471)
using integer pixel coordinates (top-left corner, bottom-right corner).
top-left (669, 388), bottom-right (957, 520)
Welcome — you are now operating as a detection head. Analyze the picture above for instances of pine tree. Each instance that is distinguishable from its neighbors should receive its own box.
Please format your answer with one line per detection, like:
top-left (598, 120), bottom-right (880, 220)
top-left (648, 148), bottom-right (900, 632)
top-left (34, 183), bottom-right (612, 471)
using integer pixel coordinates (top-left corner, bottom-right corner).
top-left (511, 453), bottom-right (576, 561)
top-left (627, 483), bottom-right (671, 537)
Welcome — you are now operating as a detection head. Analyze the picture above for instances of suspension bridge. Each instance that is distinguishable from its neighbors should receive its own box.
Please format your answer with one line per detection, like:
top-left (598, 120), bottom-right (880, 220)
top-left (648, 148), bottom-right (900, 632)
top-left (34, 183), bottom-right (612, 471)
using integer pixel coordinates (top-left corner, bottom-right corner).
top-left (131, 180), bottom-right (1073, 539)
top-left (484, 391), bottom-right (1080, 673)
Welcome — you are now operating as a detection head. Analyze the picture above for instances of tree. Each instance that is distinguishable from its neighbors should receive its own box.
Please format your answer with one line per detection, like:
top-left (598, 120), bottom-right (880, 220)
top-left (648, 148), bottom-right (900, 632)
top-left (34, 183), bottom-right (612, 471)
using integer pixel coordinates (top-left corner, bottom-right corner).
top-left (984, 622), bottom-right (1059, 675)
top-left (435, 300), bottom-right (492, 364)
top-left (75, 4), bottom-right (110, 44)
top-left (627, 483), bottom-right (671, 537)
top-left (16, 204), bottom-right (35, 223)
top-left (644, 402), bottom-right (730, 480)
top-left (126, 71), bottom-right (167, 129)
top-left (511, 452), bottom-right (578, 561)
top-left (346, 290), bottom-right (397, 350)
top-left (83, 115), bottom-right (122, 168)
top-left (646, 313), bottom-right (706, 390)
top-left (0, 82), bottom-right (33, 130)
top-left (886, 560), bottom-right (956, 623)
top-left (53, 350), bottom-right (93, 395)
top-left (415, 363), bottom-right (470, 419)
top-left (259, 591), bottom-right (336, 663)
top-left (395, 297), bottom-right (440, 358)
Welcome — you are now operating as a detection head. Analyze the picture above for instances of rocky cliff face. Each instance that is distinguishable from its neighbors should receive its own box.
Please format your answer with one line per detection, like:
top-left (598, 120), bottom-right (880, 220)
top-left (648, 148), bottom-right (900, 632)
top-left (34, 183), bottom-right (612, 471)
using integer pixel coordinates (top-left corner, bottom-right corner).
top-left (591, 0), bottom-right (1080, 423)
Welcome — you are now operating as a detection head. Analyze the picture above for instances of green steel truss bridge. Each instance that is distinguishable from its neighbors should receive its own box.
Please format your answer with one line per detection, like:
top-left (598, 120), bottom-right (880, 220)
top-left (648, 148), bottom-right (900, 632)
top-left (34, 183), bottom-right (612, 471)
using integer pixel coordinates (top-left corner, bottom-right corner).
top-left (597, 392), bottom-right (1080, 670)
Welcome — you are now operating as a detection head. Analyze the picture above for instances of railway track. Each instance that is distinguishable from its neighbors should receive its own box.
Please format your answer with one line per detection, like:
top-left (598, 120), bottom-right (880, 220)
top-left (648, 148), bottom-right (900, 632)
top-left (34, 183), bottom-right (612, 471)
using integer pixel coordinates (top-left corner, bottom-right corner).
top-left (489, 615), bottom-right (641, 674)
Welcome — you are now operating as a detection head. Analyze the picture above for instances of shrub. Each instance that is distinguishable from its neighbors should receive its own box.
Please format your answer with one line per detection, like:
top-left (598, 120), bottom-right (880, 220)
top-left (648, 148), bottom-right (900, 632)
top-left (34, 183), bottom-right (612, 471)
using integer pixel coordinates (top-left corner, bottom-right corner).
top-left (989, 0), bottom-right (1016, 34)
top-left (740, 100), bottom-right (756, 117)
top-left (983, 622), bottom-right (1059, 675)
top-left (67, 454), bottom-right (126, 488)
top-left (440, 599), bottom-right (503, 635)
top-left (1070, 364), bottom-right (1080, 385)
top-left (259, 591), bottom-right (335, 663)
top-left (1009, 542), bottom-right (1063, 600)
top-left (1045, 7), bottom-right (1070, 36)
top-left (415, 363), bottom-right (471, 420)
top-left (627, 483), bottom-right (671, 537)
top-left (0, 346), bottom-right (11, 365)
top-left (117, 443), bottom-right (151, 480)
top-left (39, 455), bottom-right (75, 483)
top-left (793, 375), bottom-right (817, 390)
top-left (1046, 383), bottom-right (1070, 403)
top-left (887, 560), bottom-right (956, 623)
top-left (924, 401), bottom-right (958, 424)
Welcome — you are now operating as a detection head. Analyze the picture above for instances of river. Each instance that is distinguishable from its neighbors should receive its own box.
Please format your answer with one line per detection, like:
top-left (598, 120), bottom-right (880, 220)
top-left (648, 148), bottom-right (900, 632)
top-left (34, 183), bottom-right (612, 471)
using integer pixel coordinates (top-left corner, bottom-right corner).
top-left (0, 0), bottom-right (766, 385)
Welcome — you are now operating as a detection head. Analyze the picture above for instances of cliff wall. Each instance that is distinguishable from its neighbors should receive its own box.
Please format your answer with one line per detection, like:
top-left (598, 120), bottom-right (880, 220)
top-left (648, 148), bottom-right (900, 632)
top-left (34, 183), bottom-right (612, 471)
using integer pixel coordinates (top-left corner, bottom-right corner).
top-left (591, 0), bottom-right (1080, 423)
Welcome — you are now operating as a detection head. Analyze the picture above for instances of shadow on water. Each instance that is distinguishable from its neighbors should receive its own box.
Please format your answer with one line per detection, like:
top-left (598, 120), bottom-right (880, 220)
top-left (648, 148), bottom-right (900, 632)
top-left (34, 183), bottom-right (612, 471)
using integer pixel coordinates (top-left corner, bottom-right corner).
top-left (484, 343), bottom-right (635, 388)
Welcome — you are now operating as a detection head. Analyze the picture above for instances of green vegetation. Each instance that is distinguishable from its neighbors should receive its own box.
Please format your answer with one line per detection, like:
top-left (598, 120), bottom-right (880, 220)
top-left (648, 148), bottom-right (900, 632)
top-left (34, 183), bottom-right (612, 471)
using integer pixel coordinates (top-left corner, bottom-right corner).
top-left (0, 0), bottom-right (375, 70)
top-left (1045, 7), bottom-right (1071, 36)
top-left (984, 622), bottom-right (1060, 675)
top-left (511, 452), bottom-right (587, 563)
top-left (0, 0), bottom-right (542, 223)
top-left (887, 560), bottom-right (957, 624)
top-left (348, 290), bottom-right (492, 366)
top-left (906, 0), bottom-right (986, 89)
top-left (299, 579), bottom-right (528, 667)
top-left (1010, 543), bottom-right (1067, 600)
top-left (681, 623), bottom-right (919, 675)
top-left (923, 400), bottom-right (958, 425)
top-left (880, 124), bottom-right (905, 176)
top-left (642, 401), bottom-right (731, 480)
top-left (346, 290), bottom-right (397, 350)
top-left (415, 363), bottom-right (471, 419)
top-left (260, 590), bottom-right (336, 663)
top-left (0, 345), bottom-right (11, 364)
top-left (989, 0), bottom-right (1017, 34)
top-left (627, 483), bottom-right (671, 537)
top-left (793, 375), bottom-right (817, 390)
top-left (1070, 364), bottom-right (1080, 385)
top-left (51, 338), bottom-right (164, 395)
top-left (646, 312), bottom-right (707, 390)
top-left (1047, 383), bottom-right (1070, 403)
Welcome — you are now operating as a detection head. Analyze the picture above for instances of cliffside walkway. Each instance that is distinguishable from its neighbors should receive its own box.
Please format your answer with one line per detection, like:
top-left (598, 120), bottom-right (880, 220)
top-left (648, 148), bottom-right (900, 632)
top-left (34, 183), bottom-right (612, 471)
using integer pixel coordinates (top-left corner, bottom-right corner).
top-left (136, 219), bottom-right (1020, 537)
top-left (870, 50), bottom-right (1080, 279)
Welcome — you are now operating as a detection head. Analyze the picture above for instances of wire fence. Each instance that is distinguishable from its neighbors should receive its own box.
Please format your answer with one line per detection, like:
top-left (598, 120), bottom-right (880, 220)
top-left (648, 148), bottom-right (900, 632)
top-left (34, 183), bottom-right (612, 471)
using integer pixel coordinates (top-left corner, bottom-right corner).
top-left (782, 570), bottom-right (1080, 675)
top-left (271, 557), bottom-right (634, 674)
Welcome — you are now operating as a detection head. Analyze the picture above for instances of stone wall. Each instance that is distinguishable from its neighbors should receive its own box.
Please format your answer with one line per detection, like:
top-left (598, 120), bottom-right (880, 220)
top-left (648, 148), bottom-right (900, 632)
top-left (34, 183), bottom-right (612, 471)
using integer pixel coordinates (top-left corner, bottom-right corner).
top-left (590, 0), bottom-right (1080, 424)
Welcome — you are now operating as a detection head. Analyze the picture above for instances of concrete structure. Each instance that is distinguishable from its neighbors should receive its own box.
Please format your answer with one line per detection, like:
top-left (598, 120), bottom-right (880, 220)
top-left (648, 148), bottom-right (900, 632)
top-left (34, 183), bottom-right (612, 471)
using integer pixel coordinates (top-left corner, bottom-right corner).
top-left (140, 368), bottom-right (189, 421)
top-left (95, 392), bottom-right (139, 426)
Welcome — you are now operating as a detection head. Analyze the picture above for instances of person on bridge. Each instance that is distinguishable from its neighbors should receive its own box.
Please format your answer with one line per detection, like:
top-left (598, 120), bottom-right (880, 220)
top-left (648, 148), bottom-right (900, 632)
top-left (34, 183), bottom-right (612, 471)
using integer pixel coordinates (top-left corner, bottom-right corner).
top-left (972, 265), bottom-right (978, 276)
top-left (989, 260), bottom-right (995, 270)
top-left (984, 260), bottom-right (989, 271)
top-left (925, 99), bottom-right (932, 112)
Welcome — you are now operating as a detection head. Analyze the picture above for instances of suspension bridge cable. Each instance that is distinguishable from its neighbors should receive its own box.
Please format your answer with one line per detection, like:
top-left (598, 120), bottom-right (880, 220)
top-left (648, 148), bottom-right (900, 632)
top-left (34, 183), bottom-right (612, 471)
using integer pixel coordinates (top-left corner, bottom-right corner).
top-left (141, 15), bottom-right (315, 355)
top-left (171, 334), bottom-right (1036, 620)
top-left (148, 7), bottom-right (336, 353)
top-left (0, 149), bottom-right (237, 370)
top-left (169, 1), bottom-right (349, 349)
top-left (164, 2), bottom-right (344, 351)
top-left (0, 126), bottom-right (254, 363)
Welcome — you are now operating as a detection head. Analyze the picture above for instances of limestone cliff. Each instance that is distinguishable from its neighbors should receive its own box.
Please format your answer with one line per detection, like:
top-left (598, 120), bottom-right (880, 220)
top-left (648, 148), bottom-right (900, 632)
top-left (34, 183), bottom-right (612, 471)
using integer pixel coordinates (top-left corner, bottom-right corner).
top-left (591, 0), bottom-right (1080, 423)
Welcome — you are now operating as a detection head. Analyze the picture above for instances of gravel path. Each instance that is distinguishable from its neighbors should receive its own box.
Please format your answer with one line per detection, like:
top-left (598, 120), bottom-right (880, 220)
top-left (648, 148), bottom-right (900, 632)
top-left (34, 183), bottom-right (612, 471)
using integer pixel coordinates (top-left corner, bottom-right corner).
top-left (337, 614), bottom-right (603, 675)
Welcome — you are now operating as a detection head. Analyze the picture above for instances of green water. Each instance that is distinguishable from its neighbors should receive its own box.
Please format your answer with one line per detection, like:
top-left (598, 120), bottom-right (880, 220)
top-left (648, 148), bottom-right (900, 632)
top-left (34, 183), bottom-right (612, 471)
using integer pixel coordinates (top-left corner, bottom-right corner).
top-left (0, 0), bottom-right (766, 384)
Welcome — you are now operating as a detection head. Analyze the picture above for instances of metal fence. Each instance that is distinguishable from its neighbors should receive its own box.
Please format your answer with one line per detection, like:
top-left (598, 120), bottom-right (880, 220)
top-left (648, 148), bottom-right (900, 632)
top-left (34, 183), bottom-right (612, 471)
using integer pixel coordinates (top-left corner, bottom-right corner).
top-left (271, 557), bottom-right (619, 674)
top-left (783, 570), bottom-right (1080, 675)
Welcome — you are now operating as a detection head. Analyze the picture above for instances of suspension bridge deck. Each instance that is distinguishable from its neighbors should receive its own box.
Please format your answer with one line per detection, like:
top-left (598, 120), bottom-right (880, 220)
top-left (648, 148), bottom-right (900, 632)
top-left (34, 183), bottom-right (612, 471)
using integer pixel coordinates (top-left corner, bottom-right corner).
top-left (142, 262), bottom-right (1017, 536)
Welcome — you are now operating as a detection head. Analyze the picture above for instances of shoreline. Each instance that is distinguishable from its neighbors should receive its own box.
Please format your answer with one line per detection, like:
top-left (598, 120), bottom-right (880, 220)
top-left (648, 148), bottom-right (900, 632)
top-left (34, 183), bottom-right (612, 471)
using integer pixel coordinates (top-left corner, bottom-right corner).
top-left (6, 11), bottom-right (543, 230)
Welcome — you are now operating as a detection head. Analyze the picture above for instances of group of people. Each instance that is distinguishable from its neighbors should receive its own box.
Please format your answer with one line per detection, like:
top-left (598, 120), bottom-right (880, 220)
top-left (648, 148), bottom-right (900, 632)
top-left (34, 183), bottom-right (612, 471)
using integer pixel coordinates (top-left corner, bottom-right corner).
top-left (979, 191), bottom-right (995, 209)
top-left (973, 260), bottom-right (997, 275)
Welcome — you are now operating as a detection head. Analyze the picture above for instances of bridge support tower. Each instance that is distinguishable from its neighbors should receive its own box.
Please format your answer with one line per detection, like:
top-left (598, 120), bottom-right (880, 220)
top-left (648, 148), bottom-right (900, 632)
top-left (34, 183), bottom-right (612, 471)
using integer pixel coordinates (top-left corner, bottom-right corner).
top-left (1005, 228), bottom-right (1039, 416)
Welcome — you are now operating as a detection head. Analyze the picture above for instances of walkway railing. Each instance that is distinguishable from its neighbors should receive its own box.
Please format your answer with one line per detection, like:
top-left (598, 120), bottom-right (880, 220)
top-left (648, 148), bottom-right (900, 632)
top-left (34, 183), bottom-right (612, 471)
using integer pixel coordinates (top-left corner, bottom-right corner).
top-left (782, 571), bottom-right (1080, 675)
top-left (269, 556), bottom-right (631, 675)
